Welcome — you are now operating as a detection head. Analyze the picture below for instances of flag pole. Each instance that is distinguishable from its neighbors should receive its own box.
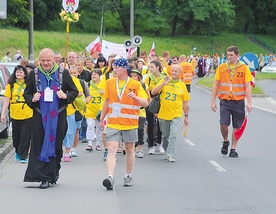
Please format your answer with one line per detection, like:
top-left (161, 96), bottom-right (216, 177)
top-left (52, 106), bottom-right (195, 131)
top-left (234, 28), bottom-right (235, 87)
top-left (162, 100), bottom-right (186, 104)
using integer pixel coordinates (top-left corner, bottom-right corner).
top-left (65, 20), bottom-right (69, 61)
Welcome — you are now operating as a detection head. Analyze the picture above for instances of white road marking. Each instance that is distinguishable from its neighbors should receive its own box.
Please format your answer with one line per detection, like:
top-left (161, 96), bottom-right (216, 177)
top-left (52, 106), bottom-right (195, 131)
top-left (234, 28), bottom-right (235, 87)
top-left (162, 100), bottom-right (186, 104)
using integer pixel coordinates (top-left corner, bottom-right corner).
top-left (185, 138), bottom-right (195, 146)
top-left (209, 160), bottom-right (226, 172)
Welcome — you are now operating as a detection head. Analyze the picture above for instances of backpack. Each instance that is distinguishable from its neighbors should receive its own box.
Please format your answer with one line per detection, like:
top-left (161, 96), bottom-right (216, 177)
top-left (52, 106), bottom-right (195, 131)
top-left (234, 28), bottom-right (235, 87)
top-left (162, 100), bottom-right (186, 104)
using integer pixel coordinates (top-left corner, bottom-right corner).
top-left (34, 67), bottom-right (64, 91)
top-left (72, 79), bottom-right (86, 110)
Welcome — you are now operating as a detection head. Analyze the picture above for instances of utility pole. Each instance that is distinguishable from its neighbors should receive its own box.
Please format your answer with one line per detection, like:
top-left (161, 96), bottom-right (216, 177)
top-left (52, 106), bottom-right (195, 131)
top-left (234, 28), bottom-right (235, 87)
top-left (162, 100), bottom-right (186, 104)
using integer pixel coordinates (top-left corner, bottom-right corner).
top-left (28, 0), bottom-right (34, 60)
top-left (100, 0), bottom-right (104, 37)
top-left (130, 0), bottom-right (134, 38)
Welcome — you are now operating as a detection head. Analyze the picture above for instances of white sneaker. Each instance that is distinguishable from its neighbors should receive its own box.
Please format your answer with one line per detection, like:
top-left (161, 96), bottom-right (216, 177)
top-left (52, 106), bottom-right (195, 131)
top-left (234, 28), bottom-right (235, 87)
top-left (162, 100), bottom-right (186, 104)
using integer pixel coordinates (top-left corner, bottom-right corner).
top-left (157, 145), bottom-right (165, 154)
top-left (70, 151), bottom-right (78, 157)
top-left (148, 147), bottom-right (155, 155)
top-left (168, 157), bottom-right (176, 162)
top-left (136, 151), bottom-right (144, 158)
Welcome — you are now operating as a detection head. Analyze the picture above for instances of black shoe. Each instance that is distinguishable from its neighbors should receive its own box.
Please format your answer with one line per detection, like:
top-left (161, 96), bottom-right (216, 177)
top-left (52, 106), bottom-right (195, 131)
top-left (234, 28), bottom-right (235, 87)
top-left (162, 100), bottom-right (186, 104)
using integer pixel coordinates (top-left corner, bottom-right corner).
top-left (50, 173), bottom-right (59, 184)
top-left (39, 181), bottom-right (49, 189)
top-left (221, 141), bottom-right (230, 155)
top-left (229, 149), bottom-right (238, 158)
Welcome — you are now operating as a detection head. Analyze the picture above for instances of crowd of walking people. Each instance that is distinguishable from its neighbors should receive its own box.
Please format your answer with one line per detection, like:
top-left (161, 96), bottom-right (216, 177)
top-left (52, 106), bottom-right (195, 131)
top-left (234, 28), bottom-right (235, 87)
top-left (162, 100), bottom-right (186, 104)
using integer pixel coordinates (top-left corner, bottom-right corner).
top-left (0, 45), bottom-right (258, 190)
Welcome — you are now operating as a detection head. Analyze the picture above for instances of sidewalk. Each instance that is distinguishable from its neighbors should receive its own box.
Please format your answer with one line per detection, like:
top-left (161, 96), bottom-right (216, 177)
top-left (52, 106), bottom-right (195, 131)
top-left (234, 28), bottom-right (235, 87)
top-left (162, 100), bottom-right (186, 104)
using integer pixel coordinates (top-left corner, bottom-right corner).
top-left (0, 135), bottom-right (13, 162)
top-left (1, 86), bottom-right (276, 163)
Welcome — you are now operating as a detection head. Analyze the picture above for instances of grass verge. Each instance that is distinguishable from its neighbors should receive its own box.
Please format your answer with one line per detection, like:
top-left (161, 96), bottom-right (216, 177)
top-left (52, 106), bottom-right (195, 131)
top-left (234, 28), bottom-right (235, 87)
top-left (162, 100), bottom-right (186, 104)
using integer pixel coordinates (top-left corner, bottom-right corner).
top-left (197, 74), bottom-right (264, 95)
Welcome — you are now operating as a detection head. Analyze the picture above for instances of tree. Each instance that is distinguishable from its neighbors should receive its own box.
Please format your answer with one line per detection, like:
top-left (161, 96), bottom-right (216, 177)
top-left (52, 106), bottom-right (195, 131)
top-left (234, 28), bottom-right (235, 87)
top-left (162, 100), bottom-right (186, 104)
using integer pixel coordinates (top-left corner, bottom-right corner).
top-left (135, 0), bottom-right (169, 36)
top-left (231, 0), bottom-right (276, 34)
top-left (188, 0), bottom-right (235, 35)
top-left (0, 0), bottom-right (31, 27)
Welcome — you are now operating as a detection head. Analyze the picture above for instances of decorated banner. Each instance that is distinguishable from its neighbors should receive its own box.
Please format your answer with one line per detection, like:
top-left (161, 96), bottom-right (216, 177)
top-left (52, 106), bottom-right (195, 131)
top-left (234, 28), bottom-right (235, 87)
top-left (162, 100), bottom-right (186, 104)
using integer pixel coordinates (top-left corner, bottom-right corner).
top-left (60, 0), bottom-right (80, 60)
top-left (62, 0), bottom-right (79, 13)
top-left (86, 36), bottom-right (102, 58)
top-left (101, 40), bottom-right (127, 59)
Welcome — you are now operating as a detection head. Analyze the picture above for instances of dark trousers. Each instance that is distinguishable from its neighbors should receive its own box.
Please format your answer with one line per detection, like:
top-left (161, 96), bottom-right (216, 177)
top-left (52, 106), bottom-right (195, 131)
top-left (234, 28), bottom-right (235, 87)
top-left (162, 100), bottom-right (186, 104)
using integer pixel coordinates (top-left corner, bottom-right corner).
top-left (80, 117), bottom-right (87, 139)
top-left (146, 110), bottom-right (162, 147)
top-left (135, 117), bottom-right (147, 147)
top-left (11, 118), bottom-right (31, 160)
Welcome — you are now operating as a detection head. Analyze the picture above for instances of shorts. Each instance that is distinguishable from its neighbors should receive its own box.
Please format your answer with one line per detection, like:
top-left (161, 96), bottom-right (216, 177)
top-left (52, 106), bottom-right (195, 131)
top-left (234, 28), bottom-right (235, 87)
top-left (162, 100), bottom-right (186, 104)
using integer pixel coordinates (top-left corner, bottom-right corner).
top-left (106, 128), bottom-right (138, 143)
top-left (219, 99), bottom-right (245, 128)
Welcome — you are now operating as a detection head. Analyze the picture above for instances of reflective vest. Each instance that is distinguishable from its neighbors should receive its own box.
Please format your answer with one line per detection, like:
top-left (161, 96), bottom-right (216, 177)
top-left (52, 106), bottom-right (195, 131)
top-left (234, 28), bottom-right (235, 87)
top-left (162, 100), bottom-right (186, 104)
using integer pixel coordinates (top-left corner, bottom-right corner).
top-left (107, 78), bottom-right (141, 127)
top-left (218, 63), bottom-right (246, 100)
top-left (180, 62), bottom-right (194, 84)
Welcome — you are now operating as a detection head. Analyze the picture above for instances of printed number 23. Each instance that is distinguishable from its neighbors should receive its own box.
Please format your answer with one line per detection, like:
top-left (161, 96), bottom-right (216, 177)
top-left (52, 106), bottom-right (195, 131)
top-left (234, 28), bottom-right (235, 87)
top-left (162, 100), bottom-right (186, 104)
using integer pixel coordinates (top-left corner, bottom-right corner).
top-left (91, 96), bottom-right (101, 104)
top-left (165, 92), bottom-right (176, 101)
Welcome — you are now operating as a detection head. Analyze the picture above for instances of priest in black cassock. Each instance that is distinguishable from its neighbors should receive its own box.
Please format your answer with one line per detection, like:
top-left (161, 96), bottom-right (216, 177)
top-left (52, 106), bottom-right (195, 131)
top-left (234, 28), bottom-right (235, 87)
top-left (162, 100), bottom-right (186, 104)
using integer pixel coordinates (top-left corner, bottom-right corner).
top-left (23, 48), bottom-right (78, 189)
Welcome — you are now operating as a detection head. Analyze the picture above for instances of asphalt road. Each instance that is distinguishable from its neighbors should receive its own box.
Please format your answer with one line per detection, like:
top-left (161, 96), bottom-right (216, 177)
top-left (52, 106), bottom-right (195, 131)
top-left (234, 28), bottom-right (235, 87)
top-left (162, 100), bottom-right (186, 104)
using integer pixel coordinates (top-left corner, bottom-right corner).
top-left (256, 80), bottom-right (276, 100)
top-left (0, 80), bottom-right (276, 214)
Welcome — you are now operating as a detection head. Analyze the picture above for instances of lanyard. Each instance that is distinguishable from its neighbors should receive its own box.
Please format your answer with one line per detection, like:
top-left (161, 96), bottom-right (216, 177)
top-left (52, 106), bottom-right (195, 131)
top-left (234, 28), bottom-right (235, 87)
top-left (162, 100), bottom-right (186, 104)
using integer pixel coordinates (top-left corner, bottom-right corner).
top-left (226, 61), bottom-right (238, 92)
top-left (116, 77), bottom-right (129, 101)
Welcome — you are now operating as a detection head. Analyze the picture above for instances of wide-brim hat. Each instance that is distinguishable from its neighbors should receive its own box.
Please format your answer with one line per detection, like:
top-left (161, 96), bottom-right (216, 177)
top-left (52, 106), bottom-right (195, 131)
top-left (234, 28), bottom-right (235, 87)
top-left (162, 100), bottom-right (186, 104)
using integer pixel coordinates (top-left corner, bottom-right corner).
top-left (131, 69), bottom-right (143, 78)
top-left (137, 58), bottom-right (145, 65)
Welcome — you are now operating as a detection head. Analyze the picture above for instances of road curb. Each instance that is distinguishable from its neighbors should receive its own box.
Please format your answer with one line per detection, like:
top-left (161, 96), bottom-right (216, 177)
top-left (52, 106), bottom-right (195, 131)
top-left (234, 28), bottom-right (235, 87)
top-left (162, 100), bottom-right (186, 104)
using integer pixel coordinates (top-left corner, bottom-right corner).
top-left (0, 138), bottom-right (13, 162)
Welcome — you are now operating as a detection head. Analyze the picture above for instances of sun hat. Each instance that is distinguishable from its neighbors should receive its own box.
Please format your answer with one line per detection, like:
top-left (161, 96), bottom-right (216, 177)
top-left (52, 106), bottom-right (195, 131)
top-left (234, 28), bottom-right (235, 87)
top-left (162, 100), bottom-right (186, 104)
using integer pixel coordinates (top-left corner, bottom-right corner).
top-left (137, 58), bottom-right (145, 65)
top-left (131, 69), bottom-right (143, 78)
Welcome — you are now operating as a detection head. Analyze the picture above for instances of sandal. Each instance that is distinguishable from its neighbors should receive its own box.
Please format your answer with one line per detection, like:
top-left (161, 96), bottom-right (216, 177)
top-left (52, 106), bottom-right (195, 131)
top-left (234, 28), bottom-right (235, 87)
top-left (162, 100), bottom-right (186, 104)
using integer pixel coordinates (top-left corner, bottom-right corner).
top-left (221, 141), bottom-right (230, 155)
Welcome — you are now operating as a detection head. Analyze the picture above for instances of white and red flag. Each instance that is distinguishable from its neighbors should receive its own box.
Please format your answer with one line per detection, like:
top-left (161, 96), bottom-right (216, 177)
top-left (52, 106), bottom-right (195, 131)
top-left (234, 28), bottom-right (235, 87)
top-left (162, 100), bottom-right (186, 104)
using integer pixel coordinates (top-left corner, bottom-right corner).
top-left (149, 42), bottom-right (155, 57)
top-left (86, 36), bottom-right (102, 58)
top-left (128, 47), bottom-right (137, 58)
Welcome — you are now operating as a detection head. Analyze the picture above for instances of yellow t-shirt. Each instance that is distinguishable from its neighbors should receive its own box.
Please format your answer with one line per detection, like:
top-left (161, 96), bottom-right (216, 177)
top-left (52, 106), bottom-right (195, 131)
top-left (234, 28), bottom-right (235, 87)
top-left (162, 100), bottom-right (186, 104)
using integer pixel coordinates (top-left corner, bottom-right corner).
top-left (104, 79), bottom-right (148, 130)
top-left (99, 70), bottom-right (115, 91)
top-left (156, 80), bottom-right (190, 120)
top-left (144, 73), bottom-right (165, 91)
top-left (85, 81), bottom-right (103, 119)
top-left (4, 82), bottom-right (33, 120)
top-left (67, 76), bottom-right (85, 116)
top-left (139, 83), bottom-right (148, 118)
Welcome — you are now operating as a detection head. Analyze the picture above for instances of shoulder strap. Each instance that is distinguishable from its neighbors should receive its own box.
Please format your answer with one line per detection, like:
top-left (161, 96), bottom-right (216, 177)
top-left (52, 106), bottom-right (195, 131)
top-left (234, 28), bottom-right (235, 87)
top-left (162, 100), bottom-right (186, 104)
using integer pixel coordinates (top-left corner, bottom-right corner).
top-left (141, 82), bottom-right (147, 92)
top-left (34, 68), bottom-right (39, 91)
top-left (105, 71), bottom-right (110, 80)
top-left (80, 79), bottom-right (85, 91)
top-left (58, 66), bottom-right (64, 88)
top-left (34, 66), bottom-right (64, 91)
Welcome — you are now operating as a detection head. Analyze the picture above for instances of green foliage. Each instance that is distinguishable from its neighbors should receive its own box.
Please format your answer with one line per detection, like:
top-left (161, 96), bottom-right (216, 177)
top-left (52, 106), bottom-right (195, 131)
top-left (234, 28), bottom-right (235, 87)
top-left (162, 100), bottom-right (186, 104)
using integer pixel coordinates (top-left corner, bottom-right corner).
top-left (256, 72), bottom-right (276, 80)
top-left (135, 1), bottom-right (169, 36)
top-left (0, 0), bottom-right (31, 26)
top-left (0, 28), bottom-right (274, 60)
top-left (188, 0), bottom-right (235, 35)
top-left (197, 74), bottom-right (264, 95)
top-left (1, 0), bottom-right (276, 36)
top-left (231, 0), bottom-right (276, 34)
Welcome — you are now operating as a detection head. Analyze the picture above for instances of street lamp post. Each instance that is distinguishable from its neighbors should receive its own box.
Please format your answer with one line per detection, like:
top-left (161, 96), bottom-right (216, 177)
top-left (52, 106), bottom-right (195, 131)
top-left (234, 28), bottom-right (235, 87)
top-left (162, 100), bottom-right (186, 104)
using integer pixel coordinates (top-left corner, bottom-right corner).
top-left (28, 0), bottom-right (34, 60)
top-left (130, 0), bottom-right (134, 38)
top-left (100, 0), bottom-right (104, 37)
